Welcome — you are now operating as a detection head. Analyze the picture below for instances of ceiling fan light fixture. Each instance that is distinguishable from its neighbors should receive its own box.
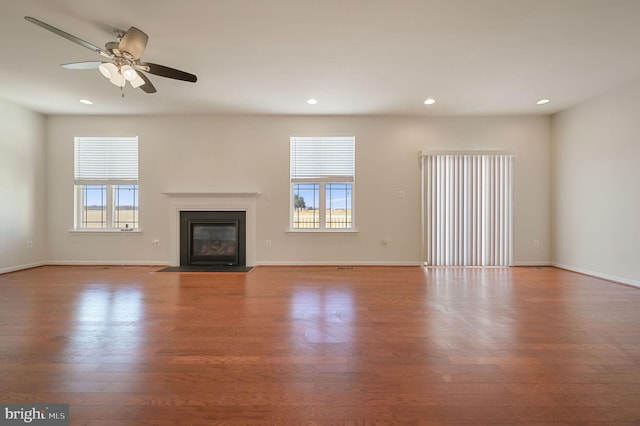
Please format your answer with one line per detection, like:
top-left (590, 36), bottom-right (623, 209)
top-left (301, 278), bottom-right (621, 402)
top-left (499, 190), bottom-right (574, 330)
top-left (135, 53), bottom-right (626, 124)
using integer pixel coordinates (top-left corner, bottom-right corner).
top-left (121, 65), bottom-right (138, 81)
top-left (129, 74), bottom-right (146, 88)
top-left (109, 71), bottom-right (125, 87)
top-left (98, 62), bottom-right (117, 79)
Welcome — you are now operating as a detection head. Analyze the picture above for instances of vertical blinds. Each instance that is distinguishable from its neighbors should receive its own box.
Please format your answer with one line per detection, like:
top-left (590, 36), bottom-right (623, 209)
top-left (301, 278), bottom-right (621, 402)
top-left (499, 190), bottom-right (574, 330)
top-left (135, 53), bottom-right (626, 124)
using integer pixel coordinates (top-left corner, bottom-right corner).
top-left (422, 154), bottom-right (513, 266)
top-left (290, 136), bottom-right (355, 181)
top-left (74, 136), bottom-right (138, 184)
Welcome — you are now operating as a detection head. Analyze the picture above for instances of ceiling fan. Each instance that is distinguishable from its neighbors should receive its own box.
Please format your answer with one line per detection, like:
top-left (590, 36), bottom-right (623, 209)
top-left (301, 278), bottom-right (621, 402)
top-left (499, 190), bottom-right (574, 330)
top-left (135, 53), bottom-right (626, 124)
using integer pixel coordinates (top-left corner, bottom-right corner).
top-left (25, 16), bottom-right (197, 94)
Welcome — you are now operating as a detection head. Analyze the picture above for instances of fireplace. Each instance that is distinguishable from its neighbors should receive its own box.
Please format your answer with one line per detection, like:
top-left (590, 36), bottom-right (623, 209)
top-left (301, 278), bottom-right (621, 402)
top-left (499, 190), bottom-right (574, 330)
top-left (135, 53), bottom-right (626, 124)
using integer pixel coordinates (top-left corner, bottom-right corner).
top-left (164, 192), bottom-right (257, 267)
top-left (180, 211), bottom-right (246, 266)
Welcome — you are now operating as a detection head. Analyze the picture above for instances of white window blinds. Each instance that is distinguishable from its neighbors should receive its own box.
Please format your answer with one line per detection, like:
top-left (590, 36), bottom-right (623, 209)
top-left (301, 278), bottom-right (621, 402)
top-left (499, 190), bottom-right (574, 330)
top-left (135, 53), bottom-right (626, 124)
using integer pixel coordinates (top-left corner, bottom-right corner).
top-left (74, 137), bottom-right (139, 184)
top-left (290, 136), bottom-right (355, 181)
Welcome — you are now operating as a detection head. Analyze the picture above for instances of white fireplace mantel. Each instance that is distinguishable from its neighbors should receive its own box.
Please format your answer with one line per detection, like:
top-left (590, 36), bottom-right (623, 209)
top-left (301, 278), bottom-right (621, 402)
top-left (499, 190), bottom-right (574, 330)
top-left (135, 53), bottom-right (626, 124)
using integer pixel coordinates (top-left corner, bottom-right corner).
top-left (162, 192), bottom-right (260, 198)
top-left (163, 192), bottom-right (258, 266)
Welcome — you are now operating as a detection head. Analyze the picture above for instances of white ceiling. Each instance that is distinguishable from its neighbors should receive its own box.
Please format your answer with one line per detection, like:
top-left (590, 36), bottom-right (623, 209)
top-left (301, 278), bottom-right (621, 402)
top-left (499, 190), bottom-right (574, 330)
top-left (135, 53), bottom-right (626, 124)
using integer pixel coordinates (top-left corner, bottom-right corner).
top-left (1, 0), bottom-right (640, 116)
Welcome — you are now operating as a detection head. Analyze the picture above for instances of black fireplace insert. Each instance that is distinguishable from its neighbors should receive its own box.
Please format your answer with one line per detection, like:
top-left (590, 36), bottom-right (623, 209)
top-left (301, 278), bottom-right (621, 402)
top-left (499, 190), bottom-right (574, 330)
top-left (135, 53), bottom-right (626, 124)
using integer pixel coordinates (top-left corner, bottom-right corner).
top-left (180, 211), bottom-right (246, 266)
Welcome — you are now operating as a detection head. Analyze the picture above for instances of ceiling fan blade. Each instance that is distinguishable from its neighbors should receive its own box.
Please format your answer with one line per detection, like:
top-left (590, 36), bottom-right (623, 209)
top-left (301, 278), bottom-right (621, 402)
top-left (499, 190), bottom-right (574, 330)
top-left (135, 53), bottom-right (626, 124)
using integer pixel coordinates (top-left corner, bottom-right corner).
top-left (139, 62), bottom-right (197, 83)
top-left (137, 72), bottom-right (157, 93)
top-left (118, 27), bottom-right (148, 60)
top-left (25, 16), bottom-right (105, 54)
top-left (62, 61), bottom-right (102, 70)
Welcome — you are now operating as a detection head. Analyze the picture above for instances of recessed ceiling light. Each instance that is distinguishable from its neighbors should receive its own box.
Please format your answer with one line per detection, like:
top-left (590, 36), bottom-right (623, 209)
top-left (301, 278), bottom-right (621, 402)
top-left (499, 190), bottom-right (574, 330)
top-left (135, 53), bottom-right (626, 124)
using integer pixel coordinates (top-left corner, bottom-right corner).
top-left (79, 99), bottom-right (93, 105)
top-left (424, 98), bottom-right (436, 105)
top-left (307, 98), bottom-right (318, 105)
top-left (536, 99), bottom-right (550, 105)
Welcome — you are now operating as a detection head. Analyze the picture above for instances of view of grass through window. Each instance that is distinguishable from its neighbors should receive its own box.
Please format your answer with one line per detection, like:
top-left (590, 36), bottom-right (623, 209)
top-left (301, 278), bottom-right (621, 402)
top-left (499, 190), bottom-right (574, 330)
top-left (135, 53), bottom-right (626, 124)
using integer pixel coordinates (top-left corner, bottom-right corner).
top-left (293, 183), bottom-right (352, 229)
top-left (82, 184), bottom-right (138, 229)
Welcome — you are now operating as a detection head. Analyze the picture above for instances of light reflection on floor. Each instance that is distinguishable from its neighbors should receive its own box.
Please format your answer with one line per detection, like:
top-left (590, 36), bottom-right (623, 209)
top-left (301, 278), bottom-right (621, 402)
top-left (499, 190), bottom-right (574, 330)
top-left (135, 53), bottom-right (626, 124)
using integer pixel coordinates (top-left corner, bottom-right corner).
top-left (289, 287), bottom-right (355, 346)
top-left (69, 286), bottom-right (145, 362)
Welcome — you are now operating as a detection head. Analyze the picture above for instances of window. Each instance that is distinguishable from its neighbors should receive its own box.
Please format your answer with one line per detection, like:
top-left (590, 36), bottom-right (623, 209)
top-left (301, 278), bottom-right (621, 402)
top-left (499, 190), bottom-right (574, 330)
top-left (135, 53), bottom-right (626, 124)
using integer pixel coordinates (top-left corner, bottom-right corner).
top-left (74, 136), bottom-right (139, 230)
top-left (290, 136), bottom-right (355, 230)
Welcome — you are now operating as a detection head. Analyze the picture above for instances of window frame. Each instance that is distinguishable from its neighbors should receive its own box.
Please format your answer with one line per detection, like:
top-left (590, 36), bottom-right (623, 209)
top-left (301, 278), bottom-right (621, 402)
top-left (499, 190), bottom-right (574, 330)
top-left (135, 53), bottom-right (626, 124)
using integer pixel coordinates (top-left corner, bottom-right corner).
top-left (73, 136), bottom-right (140, 232)
top-left (289, 136), bottom-right (356, 233)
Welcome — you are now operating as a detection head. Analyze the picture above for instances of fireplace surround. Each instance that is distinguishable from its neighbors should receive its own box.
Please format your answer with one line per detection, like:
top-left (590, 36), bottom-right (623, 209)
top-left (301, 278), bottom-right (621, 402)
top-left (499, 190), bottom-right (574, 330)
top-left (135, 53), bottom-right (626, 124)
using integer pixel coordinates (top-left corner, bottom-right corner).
top-left (164, 192), bottom-right (258, 267)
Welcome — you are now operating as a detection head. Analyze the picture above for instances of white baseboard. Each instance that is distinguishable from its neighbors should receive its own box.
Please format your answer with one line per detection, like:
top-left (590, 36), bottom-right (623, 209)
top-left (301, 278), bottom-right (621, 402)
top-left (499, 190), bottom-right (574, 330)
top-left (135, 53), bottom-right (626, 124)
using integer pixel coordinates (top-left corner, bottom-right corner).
top-left (552, 262), bottom-right (640, 289)
top-left (45, 260), bottom-right (170, 267)
top-left (0, 261), bottom-right (46, 275)
top-left (512, 261), bottom-right (553, 266)
top-left (254, 260), bottom-right (422, 266)
top-left (11, 261), bottom-right (635, 291)
top-left (3, 260), bottom-right (419, 274)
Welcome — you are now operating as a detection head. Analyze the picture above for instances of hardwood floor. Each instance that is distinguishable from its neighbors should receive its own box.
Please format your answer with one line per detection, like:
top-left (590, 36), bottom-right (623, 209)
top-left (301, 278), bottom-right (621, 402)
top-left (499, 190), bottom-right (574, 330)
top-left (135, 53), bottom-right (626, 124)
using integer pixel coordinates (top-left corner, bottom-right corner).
top-left (1, 265), bottom-right (639, 425)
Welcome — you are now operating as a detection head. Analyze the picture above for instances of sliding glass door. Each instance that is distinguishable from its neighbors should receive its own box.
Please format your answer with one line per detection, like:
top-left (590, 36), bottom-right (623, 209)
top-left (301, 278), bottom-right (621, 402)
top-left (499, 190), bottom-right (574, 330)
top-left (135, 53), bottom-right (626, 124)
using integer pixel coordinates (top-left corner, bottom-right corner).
top-left (421, 153), bottom-right (514, 266)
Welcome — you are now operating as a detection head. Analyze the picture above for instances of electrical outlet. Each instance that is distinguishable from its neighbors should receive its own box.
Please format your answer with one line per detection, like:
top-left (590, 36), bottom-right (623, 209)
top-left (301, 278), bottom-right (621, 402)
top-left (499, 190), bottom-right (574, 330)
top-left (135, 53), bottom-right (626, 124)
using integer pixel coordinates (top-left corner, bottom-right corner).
top-left (266, 240), bottom-right (272, 248)
top-left (152, 239), bottom-right (160, 246)
top-left (533, 240), bottom-right (540, 248)
top-left (26, 240), bottom-right (33, 249)
top-left (382, 239), bottom-right (390, 247)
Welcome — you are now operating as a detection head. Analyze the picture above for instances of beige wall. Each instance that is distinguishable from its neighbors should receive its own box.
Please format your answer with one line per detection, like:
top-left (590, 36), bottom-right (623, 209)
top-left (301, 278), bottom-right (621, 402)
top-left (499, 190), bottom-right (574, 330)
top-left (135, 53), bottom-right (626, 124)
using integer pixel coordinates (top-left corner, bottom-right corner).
top-left (5, 88), bottom-right (638, 282)
top-left (44, 114), bottom-right (550, 266)
top-left (552, 78), bottom-right (640, 286)
top-left (0, 99), bottom-right (46, 273)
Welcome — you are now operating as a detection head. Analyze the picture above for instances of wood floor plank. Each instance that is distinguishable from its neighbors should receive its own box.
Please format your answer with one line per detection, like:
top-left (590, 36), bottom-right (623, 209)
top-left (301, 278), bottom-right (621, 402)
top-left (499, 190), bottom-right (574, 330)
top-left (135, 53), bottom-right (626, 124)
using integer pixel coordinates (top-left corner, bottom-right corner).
top-left (1, 265), bottom-right (639, 425)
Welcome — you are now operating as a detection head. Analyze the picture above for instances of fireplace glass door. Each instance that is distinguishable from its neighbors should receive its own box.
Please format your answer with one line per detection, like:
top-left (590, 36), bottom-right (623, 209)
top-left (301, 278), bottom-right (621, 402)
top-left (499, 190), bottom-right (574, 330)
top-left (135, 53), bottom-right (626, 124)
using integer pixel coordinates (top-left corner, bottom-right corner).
top-left (189, 220), bottom-right (239, 265)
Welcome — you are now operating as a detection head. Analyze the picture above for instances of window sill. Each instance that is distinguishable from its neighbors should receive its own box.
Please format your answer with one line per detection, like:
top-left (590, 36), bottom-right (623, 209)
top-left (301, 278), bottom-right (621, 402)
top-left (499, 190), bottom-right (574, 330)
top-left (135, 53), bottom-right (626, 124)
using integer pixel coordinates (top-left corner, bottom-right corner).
top-left (69, 229), bottom-right (142, 234)
top-left (286, 228), bottom-right (359, 234)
